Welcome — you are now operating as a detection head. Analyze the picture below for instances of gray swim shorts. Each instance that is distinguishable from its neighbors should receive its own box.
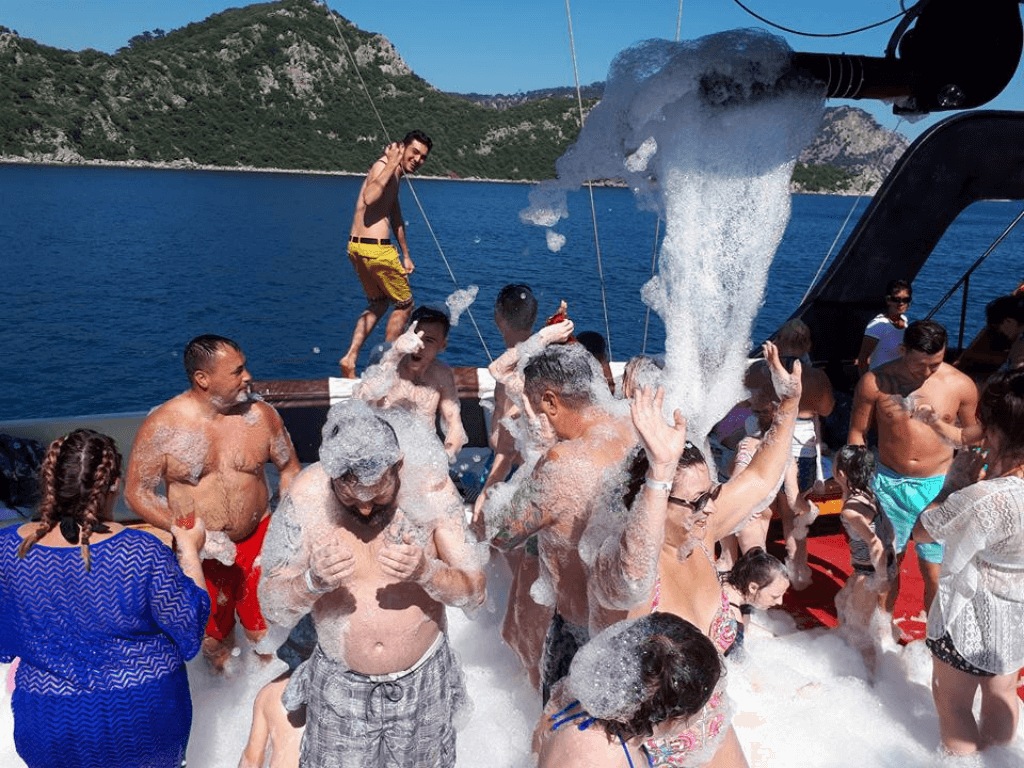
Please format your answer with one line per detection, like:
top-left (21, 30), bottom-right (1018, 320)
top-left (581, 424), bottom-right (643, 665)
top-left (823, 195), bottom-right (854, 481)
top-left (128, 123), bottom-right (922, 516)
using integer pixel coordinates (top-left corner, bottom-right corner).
top-left (284, 634), bottom-right (465, 768)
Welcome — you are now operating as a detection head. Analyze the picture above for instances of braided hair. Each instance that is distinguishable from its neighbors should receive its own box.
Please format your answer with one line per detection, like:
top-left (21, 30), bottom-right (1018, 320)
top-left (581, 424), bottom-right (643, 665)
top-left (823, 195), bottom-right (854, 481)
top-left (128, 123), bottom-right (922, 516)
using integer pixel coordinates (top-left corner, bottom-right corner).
top-left (17, 429), bottom-right (121, 571)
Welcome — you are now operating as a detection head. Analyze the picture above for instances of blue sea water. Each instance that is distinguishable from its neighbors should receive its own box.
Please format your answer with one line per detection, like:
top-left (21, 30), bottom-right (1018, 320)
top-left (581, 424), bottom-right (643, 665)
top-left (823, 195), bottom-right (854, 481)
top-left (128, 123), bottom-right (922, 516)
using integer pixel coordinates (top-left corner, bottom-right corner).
top-left (1, 163), bottom-right (1021, 420)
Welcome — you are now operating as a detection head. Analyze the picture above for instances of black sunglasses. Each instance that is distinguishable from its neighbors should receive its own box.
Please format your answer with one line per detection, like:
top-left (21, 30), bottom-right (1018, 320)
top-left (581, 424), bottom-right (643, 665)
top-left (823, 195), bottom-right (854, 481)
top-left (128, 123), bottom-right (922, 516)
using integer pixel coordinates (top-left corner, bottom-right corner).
top-left (886, 295), bottom-right (911, 304)
top-left (667, 486), bottom-right (717, 515)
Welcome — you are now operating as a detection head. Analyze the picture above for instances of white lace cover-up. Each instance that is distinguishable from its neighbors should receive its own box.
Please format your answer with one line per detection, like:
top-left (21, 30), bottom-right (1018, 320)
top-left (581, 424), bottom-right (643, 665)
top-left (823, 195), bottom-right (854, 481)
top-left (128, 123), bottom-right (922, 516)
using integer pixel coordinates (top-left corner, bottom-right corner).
top-left (921, 476), bottom-right (1024, 674)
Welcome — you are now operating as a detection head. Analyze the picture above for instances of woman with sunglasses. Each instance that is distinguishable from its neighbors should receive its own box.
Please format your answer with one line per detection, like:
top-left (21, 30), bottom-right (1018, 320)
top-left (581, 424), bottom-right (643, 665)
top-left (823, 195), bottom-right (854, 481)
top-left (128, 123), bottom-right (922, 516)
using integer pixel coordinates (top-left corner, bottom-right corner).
top-left (856, 279), bottom-right (912, 376)
top-left (605, 342), bottom-right (801, 768)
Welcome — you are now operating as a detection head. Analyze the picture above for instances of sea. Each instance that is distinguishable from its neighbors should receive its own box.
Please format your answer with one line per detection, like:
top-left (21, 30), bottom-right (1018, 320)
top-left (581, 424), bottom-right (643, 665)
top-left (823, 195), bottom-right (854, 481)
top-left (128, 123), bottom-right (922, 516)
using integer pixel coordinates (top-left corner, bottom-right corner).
top-left (1, 162), bottom-right (1022, 421)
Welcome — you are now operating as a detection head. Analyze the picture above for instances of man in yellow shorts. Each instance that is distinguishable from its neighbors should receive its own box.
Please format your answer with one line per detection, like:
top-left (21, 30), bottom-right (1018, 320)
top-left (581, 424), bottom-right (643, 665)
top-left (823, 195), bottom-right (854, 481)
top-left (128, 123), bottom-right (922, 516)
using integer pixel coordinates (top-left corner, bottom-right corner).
top-left (340, 129), bottom-right (433, 378)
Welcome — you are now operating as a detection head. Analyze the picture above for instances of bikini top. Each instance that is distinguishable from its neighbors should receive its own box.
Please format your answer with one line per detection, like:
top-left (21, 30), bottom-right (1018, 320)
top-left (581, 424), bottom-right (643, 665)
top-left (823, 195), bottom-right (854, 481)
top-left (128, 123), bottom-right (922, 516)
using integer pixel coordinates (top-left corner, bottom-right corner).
top-left (650, 579), bottom-right (738, 657)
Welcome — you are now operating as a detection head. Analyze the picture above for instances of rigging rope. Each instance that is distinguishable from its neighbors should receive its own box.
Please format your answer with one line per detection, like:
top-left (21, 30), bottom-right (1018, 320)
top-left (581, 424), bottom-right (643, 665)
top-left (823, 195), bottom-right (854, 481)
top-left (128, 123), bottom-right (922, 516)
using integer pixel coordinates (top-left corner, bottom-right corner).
top-left (319, 1), bottom-right (493, 362)
top-left (800, 116), bottom-right (906, 305)
top-left (641, 218), bottom-right (662, 355)
top-left (730, 0), bottom-right (910, 38)
top-left (640, 1), bottom-right (682, 354)
top-left (564, 0), bottom-right (614, 363)
top-left (925, 207), bottom-right (1024, 319)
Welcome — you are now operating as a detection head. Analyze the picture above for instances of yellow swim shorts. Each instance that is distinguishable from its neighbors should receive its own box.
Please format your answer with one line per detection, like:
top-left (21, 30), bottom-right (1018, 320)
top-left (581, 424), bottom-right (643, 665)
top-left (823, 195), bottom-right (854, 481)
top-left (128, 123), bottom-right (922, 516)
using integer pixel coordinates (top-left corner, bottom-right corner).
top-left (347, 242), bottom-right (413, 307)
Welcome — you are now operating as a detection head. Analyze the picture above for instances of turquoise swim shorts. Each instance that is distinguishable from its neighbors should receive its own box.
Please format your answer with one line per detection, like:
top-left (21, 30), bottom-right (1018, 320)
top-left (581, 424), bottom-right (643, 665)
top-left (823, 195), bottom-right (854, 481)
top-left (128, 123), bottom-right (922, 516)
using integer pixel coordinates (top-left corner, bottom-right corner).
top-left (872, 463), bottom-right (945, 564)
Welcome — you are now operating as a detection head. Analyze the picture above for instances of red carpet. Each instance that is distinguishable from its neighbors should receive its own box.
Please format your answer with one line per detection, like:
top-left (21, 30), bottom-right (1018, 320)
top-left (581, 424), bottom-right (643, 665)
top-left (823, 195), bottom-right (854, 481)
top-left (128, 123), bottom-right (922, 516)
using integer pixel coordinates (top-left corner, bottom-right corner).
top-left (777, 524), bottom-right (1024, 699)
top-left (776, 527), bottom-right (926, 641)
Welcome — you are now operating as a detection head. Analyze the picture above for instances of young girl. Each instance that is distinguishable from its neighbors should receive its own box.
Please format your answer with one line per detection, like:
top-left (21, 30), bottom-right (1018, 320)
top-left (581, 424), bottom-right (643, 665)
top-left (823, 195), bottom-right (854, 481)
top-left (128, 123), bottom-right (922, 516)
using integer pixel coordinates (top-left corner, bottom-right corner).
top-left (831, 445), bottom-right (897, 674)
top-left (720, 547), bottom-right (790, 654)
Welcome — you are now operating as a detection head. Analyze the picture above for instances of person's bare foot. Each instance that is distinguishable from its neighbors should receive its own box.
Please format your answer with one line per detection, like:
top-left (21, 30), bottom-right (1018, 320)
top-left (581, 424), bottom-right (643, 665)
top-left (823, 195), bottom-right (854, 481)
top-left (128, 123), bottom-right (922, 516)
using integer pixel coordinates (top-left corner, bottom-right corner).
top-left (787, 558), bottom-right (813, 591)
top-left (202, 635), bottom-right (233, 672)
top-left (339, 355), bottom-right (357, 379)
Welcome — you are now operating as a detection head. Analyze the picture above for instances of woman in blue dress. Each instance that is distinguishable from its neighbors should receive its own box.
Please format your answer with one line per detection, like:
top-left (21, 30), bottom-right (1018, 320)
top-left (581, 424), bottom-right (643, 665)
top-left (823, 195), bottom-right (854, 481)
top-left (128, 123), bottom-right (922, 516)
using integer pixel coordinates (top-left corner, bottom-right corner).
top-left (0, 429), bottom-right (210, 767)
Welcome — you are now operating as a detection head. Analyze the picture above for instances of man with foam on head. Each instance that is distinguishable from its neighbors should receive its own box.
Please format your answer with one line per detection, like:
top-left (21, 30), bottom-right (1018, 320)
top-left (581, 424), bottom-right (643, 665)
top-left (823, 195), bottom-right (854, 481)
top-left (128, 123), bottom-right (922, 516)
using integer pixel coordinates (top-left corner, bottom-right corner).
top-left (340, 129), bottom-right (433, 378)
top-left (355, 304), bottom-right (467, 462)
top-left (485, 341), bottom-right (642, 702)
top-left (125, 333), bottom-right (301, 670)
top-left (258, 400), bottom-right (485, 768)
top-left (848, 319), bottom-right (979, 615)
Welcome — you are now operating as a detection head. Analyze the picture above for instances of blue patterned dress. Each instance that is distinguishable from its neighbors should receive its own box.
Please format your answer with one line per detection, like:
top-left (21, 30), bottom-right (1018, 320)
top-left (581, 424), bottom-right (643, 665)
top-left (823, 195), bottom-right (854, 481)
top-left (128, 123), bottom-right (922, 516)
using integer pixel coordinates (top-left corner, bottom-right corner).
top-left (0, 526), bottom-right (210, 768)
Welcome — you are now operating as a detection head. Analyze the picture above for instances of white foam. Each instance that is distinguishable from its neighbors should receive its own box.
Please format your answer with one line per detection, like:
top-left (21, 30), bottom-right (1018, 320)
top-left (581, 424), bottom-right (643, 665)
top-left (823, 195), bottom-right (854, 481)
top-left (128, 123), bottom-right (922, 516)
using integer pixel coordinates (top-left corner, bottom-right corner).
top-left (545, 230), bottom-right (566, 253)
top-left (6, 614), bottom-right (1024, 766)
top-left (446, 286), bottom-right (479, 328)
top-left (521, 30), bottom-right (824, 443)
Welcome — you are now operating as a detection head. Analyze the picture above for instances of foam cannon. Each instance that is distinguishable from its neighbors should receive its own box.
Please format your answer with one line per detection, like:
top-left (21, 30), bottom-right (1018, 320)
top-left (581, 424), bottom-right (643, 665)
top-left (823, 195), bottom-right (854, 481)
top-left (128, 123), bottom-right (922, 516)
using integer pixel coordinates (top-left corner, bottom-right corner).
top-left (702, 0), bottom-right (1023, 114)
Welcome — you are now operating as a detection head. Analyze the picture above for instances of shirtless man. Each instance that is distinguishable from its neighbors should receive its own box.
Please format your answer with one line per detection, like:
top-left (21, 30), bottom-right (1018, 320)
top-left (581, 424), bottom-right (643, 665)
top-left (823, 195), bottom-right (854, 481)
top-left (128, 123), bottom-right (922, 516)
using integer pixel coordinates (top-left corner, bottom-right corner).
top-left (486, 341), bottom-right (639, 702)
top-left (125, 334), bottom-right (301, 669)
top-left (339, 130), bottom-right (433, 378)
top-left (848, 320), bottom-right (978, 613)
top-left (355, 305), bottom-right (467, 462)
top-left (470, 284), bottom-right (554, 690)
top-left (258, 400), bottom-right (485, 768)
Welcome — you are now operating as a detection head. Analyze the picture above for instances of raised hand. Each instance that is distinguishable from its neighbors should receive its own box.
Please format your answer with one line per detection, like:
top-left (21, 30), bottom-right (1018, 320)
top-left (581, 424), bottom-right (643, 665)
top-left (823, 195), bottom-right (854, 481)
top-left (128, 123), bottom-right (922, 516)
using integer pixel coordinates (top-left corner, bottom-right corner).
top-left (538, 319), bottom-right (574, 346)
top-left (763, 339), bottom-right (802, 403)
top-left (630, 386), bottom-right (687, 474)
top-left (383, 141), bottom-right (404, 168)
top-left (393, 320), bottom-right (424, 356)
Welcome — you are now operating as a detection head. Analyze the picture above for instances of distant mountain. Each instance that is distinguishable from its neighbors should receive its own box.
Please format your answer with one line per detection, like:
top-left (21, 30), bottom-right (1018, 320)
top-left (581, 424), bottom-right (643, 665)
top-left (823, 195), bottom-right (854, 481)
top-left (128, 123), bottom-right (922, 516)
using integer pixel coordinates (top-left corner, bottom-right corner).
top-left (794, 106), bottom-right (910, 194)
top-left (0, 0), bottom-right (907, 190)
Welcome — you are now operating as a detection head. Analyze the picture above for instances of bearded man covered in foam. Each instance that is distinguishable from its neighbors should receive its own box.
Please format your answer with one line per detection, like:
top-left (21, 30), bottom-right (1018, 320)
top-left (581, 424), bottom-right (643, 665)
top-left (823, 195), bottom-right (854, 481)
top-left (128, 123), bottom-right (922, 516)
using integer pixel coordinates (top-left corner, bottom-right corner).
top-left (258, 400), bottom-right (486, 768)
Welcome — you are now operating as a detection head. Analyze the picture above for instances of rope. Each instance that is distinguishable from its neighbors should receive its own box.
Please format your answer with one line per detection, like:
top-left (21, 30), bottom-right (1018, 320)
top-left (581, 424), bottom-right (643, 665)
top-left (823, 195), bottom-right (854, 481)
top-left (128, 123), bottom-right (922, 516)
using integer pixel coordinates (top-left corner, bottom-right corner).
top-left (564, 0), bottom-right (614, 362)
top-left (318, 1), bottom-right (493, 362)
top-left (925, 207), bottom-right (1024, 319)
top-left (641, 217), bottom-right (662, 355)
top-left (800, 116), bottom-right (906, 305)
top-left (730, 0), bottom-right (910, 38)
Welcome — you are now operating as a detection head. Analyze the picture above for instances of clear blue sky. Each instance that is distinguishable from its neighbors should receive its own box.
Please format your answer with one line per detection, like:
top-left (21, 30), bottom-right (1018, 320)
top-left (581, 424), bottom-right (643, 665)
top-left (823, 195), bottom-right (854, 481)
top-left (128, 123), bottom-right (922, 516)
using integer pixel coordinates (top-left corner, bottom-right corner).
top-left (3, 1), bottom-right (1023, 139)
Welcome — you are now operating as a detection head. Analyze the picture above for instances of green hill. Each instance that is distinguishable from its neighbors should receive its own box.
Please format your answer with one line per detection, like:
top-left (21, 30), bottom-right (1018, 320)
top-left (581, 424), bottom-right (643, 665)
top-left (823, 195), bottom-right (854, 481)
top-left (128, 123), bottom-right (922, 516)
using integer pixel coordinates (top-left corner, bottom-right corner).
top-left (0, 0), bottom-right (907, 188)
top-left (0, 0), bottom-right (585, 179)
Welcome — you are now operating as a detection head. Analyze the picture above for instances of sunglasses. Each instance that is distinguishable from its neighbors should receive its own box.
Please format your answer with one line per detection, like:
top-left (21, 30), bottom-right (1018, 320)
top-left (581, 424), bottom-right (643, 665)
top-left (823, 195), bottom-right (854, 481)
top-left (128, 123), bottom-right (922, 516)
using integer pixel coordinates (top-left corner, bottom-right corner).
top-left (887, 295), bottom-right (911, 305)
top-left (667, 486), bottom-right (717, 515)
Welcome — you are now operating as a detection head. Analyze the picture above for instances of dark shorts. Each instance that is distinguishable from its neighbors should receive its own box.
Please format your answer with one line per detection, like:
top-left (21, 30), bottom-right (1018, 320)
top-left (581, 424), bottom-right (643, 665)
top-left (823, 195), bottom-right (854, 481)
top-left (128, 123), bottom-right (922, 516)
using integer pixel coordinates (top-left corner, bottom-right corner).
top-left (541, 612), bottom-right (590, 705)
top-left (927, 633), bottom-right (994, 678)
top-left (796, 456), bottom-right (817, 493)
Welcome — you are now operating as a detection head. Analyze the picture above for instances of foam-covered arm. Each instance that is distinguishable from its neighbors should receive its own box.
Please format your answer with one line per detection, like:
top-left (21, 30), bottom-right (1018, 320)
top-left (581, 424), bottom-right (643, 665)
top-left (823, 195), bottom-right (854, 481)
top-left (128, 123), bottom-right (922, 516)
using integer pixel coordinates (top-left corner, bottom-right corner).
top-left (257, 495), bottom-right (321, 630)
top-left (713, 341), bottom-right (800, 541)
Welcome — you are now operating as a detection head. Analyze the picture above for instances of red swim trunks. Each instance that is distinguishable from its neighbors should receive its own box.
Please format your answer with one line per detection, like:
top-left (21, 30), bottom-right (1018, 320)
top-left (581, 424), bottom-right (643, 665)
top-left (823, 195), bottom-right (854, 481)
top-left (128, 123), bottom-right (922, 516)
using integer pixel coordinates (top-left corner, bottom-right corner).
top-left (202, 515), bottom-right (270, 642)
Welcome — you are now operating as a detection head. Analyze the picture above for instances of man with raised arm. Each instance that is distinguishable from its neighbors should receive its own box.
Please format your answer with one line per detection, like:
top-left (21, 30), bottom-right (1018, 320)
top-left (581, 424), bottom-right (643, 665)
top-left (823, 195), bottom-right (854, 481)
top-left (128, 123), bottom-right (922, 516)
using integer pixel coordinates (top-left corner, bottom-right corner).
top-left (848, 319), bottom-right (979, 614)
top-left (484, 339), bottom-right (638, 702)
top-left (258, 400), bottom-right (486, 768)
top-left (125, 334), bottom-right (301, 670)
top-left (340, 129), bottom-right (433, 378)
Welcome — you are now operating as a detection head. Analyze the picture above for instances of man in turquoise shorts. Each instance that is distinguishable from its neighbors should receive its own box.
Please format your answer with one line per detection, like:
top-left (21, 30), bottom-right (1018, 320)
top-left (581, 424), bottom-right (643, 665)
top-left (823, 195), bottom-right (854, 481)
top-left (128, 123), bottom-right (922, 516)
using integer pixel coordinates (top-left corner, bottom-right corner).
top-left (340, 130), bottom-right (432, 378)
top-left (849, 320), bottom-right (978, 616)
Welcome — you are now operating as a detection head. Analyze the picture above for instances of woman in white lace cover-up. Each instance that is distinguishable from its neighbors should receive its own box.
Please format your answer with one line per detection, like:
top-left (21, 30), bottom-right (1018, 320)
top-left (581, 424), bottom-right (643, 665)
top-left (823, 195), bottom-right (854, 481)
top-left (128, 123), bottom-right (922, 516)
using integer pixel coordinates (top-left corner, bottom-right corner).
top-left (913, 368), bottom-right (1024, 756)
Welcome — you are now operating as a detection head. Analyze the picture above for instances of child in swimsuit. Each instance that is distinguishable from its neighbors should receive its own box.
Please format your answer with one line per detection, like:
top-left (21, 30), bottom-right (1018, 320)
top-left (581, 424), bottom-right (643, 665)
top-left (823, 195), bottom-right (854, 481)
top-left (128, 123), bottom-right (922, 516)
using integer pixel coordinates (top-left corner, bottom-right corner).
top-left (720, 547), bottom-right (790, 654)
top-left (826, 445), bottom-right (897, 675)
